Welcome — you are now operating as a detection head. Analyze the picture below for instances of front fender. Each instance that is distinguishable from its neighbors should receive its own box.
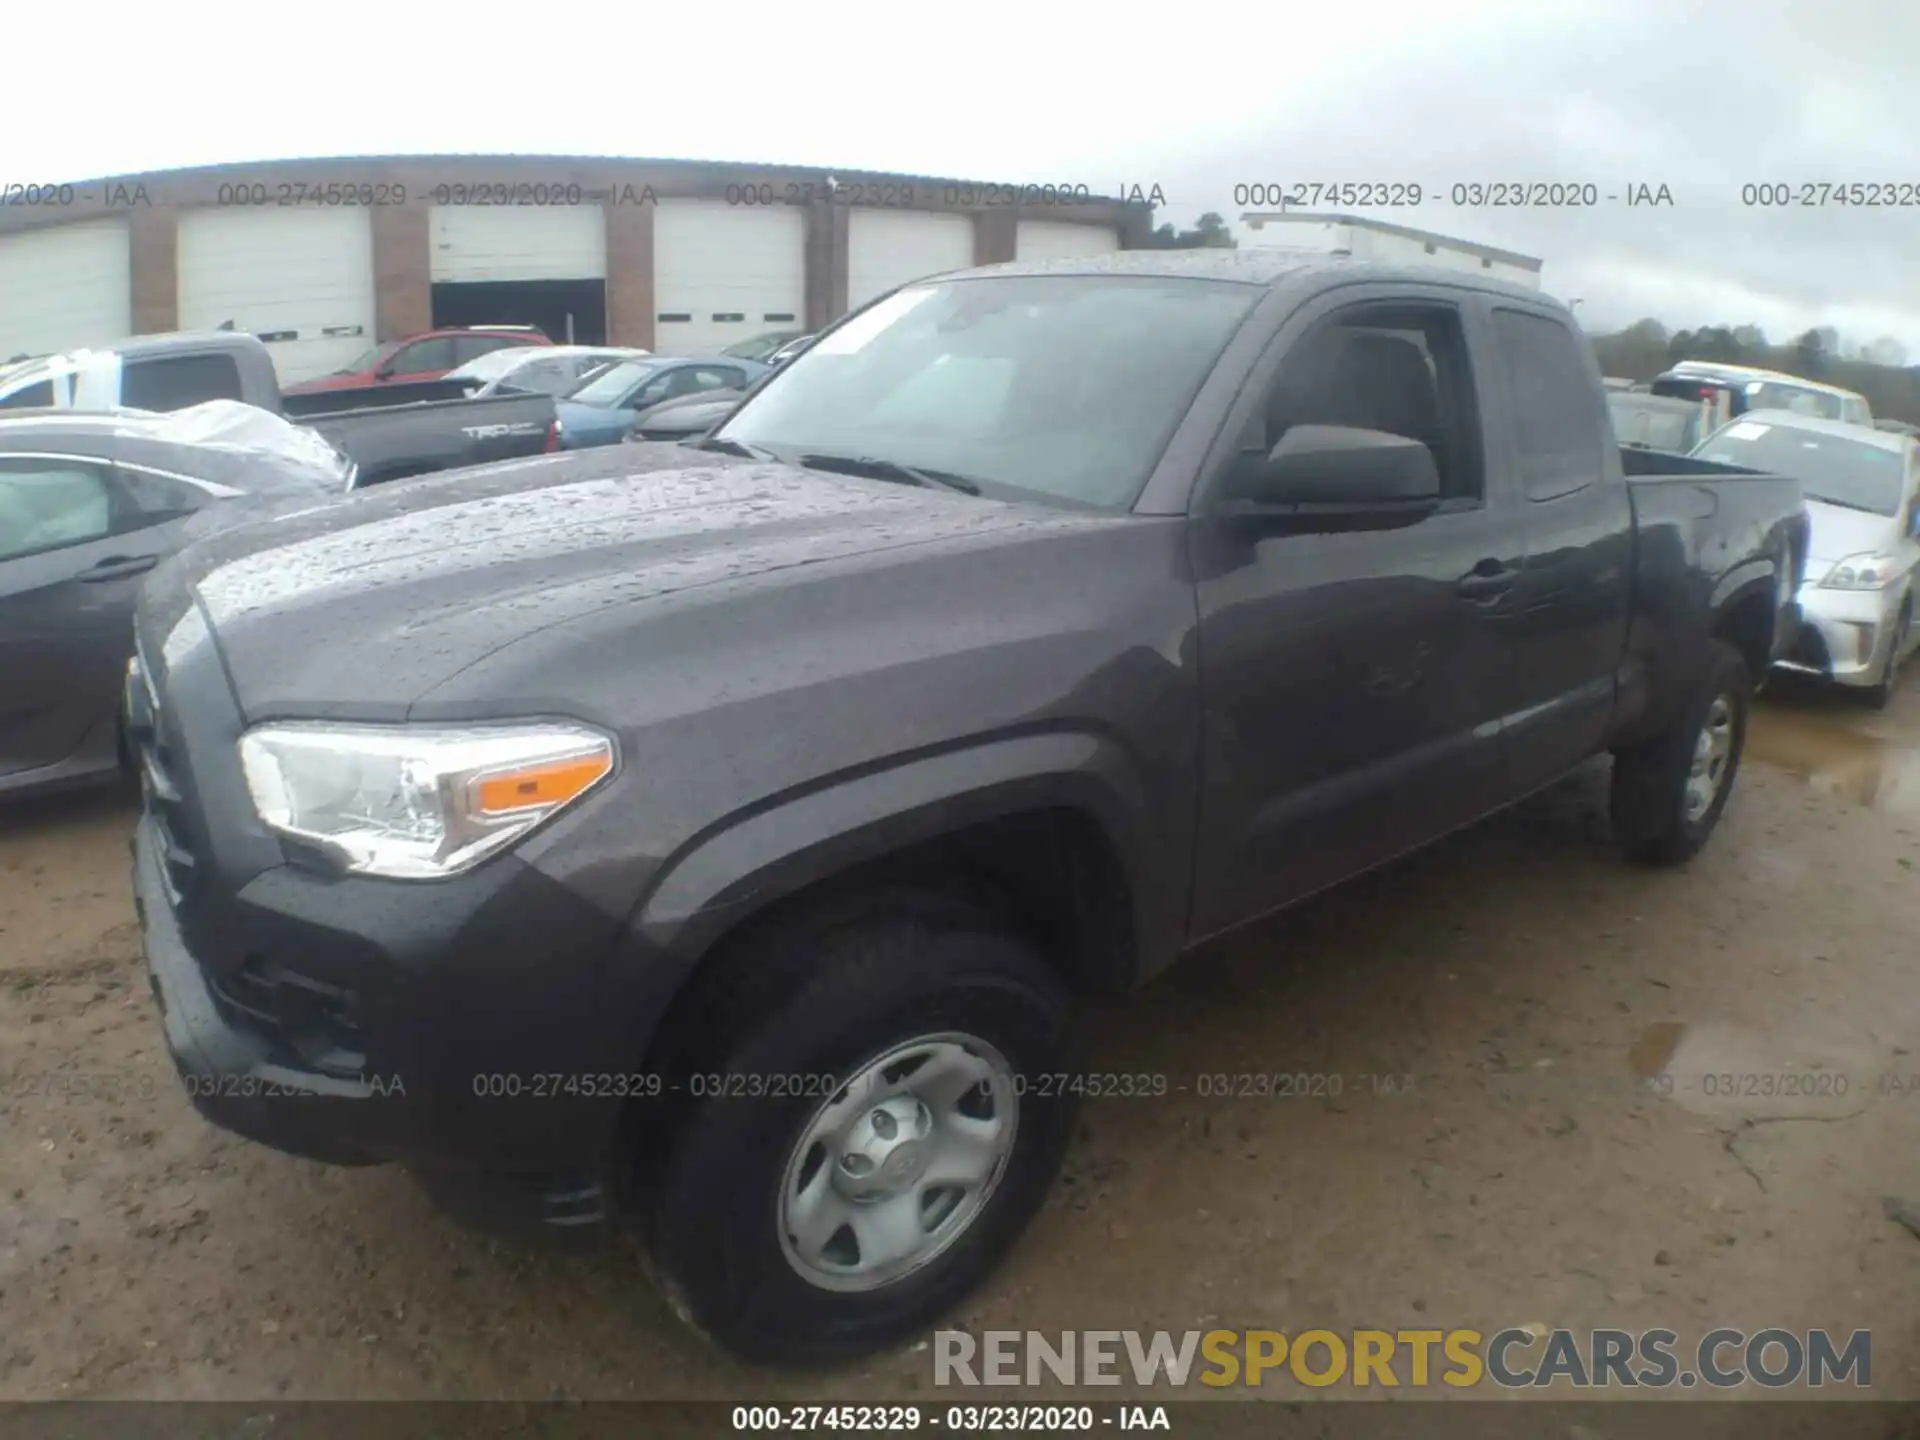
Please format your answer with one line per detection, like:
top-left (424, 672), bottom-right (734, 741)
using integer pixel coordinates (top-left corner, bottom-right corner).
top-left (629, 727), bottom-right (1177, 976)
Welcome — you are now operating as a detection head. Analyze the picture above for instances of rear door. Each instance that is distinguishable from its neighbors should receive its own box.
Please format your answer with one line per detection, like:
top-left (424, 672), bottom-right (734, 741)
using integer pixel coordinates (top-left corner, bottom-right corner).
top-left (1481, 301), bottom-right (1634, 787)
top-left (0, 452), bottom-right (196, 777)
top-left (1187, 284), bottom-right (1526, 937)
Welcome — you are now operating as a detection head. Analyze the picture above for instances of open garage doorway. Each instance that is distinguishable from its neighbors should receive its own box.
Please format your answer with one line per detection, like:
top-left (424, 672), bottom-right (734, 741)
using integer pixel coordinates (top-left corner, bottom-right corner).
top-left (430, 279), bottom-right (607, 344)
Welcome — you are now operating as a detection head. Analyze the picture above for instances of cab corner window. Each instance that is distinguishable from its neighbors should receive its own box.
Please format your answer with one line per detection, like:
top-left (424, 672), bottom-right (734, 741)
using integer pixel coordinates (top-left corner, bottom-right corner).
top-left (0, 461), bottom-right (114, 562)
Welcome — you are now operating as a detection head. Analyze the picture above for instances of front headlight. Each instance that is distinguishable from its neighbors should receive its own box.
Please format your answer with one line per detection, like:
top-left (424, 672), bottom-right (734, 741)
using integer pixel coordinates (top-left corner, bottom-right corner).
top-left (1819, 553), bottom-right (1898, 590)
top-left (238, 722), bottom-right (615, 879)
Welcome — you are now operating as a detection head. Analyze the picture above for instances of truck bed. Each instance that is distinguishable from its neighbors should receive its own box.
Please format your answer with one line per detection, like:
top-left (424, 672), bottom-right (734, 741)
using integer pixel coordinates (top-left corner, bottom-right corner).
top-left (300, 389), bottom-right (555, 487)
top-left (279, 379), bottom-right (478, 417)
top-left (1613, 445), bottom-right (1808, 745)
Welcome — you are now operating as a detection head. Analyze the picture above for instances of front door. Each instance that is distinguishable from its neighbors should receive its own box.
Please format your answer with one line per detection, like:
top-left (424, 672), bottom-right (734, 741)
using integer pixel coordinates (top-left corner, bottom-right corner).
top-left (1188, 291), bottom-right (1523, 939)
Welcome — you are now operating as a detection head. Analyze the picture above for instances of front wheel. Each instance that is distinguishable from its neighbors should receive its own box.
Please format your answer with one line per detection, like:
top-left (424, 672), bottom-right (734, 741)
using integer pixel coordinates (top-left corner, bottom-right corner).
top-left (1611, 639), bottom-right (1751, 866)
top-left (1863, 605), bottom-right (1911, 711)
top-left (642, 893), bottom-right (1079, 1363)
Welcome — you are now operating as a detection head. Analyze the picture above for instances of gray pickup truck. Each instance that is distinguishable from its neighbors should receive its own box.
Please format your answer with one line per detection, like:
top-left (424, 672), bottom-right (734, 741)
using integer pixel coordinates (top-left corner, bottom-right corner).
top-left (126, 252), bottom-right (1807, 1365)
top-left (0, 332), bottom-right (556, 486)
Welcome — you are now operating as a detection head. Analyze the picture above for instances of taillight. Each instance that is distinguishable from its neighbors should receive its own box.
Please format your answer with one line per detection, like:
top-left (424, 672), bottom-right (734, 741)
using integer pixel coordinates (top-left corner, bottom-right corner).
top-left (544, 420), bottom-right (560, 453)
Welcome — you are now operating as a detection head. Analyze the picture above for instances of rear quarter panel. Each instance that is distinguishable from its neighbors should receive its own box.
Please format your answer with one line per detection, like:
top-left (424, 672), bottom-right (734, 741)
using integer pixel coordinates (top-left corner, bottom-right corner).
top-left (1614, 455), bottom-right (1806, 744)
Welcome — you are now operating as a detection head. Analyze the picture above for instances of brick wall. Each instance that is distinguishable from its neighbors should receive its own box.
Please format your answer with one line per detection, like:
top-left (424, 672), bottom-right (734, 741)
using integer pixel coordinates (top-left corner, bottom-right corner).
top-left (0, 156), bottom-right (1149, 343)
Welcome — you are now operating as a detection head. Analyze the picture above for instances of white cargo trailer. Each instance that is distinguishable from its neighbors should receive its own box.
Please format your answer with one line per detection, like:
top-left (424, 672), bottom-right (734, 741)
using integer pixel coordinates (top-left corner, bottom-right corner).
top-left (1240, 211), bottom-right (1543, 291)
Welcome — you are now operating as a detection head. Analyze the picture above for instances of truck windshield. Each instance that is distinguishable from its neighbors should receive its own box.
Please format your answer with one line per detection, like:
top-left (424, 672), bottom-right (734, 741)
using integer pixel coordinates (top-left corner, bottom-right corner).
top-left (713, 275), bottom-right (1263, 511)
top-left (1694, 421), bottom-right (1907, 515)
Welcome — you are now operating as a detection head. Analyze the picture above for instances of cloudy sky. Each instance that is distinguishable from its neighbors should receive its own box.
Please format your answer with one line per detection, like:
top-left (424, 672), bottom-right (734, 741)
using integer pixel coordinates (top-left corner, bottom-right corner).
top-left (14, 0), bottom-right (1919, 352)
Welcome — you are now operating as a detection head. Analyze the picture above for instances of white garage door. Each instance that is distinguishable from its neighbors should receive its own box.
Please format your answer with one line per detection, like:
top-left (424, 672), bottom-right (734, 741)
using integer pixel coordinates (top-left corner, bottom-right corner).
top-left (653, 200), bottom-right (805, 354)
top-left (1017, 220), bottom-right (1123, 261)
top-left (177, 208), bottom-right (376, 386)
top-left (0, 219), bottom-right (131, 361)
top-left (847, 210), bottom-right (974, 311)
top-left (429, 205), bottom-right (607, 282)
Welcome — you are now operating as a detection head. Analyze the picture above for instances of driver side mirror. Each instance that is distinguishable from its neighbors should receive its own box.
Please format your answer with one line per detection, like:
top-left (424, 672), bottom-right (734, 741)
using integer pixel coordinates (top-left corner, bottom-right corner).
top-left (373, 364), bottom-right (397, 381)
top-left (1228, 424), bottom-right (1441, 509)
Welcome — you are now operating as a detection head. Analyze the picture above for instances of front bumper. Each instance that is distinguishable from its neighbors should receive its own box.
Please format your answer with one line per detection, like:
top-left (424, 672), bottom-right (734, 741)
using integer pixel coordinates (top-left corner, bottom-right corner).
top-left (132, 815), bottom-right (637, 1244)
top-left (1774, 581), bottom-right (1902, 687)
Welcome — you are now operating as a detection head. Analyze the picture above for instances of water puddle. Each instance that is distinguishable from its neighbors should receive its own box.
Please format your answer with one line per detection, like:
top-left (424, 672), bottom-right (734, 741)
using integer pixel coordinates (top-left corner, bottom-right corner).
top-left (1629, 1019), bottom-right (1881, 1124)
top-left (1745, 700), bottom-right (1920, 817)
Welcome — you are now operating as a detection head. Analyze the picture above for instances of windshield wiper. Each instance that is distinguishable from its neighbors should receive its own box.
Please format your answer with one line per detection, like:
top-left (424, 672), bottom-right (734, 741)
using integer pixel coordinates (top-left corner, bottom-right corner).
top-left (794, 452), bottom-right (982, 495)
top-left (694, 435), bottom-right (778, 461)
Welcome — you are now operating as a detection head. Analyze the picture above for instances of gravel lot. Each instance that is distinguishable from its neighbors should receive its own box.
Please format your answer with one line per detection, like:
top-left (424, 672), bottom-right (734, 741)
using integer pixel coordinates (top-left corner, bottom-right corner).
top-left (4, 678), bottom-right (1920, 1403)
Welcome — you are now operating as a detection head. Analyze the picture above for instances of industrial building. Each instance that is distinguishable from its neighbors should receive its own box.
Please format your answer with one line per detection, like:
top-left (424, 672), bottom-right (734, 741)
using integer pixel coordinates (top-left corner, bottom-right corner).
top-left (0, 156), bottom-right (1150, 384)
top-left (1240, 211), bottom-right (1544, 290)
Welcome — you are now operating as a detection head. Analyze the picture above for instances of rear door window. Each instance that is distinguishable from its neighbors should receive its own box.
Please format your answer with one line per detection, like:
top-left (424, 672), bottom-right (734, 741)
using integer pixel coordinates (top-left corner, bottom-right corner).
top-left (0, 459), bottom-right (116, 560)
top-left (1490, 308), bottom-right (1606, 501)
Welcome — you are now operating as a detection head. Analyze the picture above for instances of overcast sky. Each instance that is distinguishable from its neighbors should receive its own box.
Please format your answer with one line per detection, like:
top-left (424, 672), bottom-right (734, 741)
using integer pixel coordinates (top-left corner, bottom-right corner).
top-left (13, 0), bottom-right (1919, 353)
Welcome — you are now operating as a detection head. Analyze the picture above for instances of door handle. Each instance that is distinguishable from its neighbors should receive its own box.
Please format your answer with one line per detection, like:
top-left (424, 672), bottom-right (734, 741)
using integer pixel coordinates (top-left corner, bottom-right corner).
top-left (76, 555), bottom-right (159, 583)
top-left (1456, 562), bottom-right (1517, 601)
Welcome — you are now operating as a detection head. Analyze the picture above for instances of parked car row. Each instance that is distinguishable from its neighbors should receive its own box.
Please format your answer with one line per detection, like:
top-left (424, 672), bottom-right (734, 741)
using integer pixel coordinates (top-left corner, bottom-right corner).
top-left (0, 331), bottom-right (562, 486)
top-left (283, 325), bottom-right (554, 394)
top-left (1606, 357), bottom-right (1920, 708)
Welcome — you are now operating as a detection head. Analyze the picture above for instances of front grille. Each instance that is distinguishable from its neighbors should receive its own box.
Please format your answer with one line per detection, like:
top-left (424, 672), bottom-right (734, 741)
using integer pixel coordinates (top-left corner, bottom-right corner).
top-left (207, 960), bottom-right (367, 1076)
top-left (126, 651), bottom-right (202, 905)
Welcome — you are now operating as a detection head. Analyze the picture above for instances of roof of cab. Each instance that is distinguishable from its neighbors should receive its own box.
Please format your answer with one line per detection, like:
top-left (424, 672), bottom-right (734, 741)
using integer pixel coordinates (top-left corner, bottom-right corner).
top-left (929, 249), bottom-right (1560, 306)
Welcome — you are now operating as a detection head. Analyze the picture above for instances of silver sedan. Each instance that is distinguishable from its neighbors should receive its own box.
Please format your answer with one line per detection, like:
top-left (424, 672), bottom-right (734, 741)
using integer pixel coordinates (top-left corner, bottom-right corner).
top-left (1694, 408), bottom-right (1920, 707)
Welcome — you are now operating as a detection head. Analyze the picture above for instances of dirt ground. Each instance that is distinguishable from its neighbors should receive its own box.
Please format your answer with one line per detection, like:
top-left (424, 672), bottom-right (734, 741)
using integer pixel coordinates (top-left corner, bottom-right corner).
top-left (4, 677), bottom-right (1920, 1406)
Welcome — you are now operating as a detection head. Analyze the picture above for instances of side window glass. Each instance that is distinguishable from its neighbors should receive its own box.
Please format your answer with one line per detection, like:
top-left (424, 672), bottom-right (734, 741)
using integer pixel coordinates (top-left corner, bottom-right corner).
top-left (0, 461), bottom-right (114, 561)
top-left (1253, 302), bottom-right (1485, 504)
top-left (0, 379), bottom-right (56, 409)
top-left (392, 339), bottom-right (455, 374)
top-left (118, 469), bottom-right (207, 525)
top-left (1490, 307), bottom-right (1605, 501)
top-left (121, 354), bottom-right (245, 412)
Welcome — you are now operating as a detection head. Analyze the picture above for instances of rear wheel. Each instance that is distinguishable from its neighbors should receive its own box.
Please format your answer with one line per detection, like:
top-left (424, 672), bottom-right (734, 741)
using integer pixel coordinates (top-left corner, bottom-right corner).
top-left (642, 891), bottom-right (1079, 1363)
top-left (1611, 639), bottom-right (1750, 866)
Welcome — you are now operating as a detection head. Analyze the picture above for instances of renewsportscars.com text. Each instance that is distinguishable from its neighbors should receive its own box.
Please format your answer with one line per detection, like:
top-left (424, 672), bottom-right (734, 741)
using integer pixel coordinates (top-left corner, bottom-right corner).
top-left (934, 1327), bottom-right (1870, 1389)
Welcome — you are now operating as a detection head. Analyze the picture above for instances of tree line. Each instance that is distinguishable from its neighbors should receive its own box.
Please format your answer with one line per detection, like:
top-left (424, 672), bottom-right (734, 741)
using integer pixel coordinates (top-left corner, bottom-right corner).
top-left (1589, 319), bottom-right (1920, 423)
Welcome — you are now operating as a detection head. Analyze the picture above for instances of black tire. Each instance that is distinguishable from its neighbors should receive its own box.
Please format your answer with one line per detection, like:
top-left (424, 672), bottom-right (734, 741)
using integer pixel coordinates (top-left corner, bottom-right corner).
top-left (1611, 639), bottom-right (1751, 867)
top-left (642, 890), bottom-right (1080, 1364)
top-left (1863, 604), bottom-right (1910, 711)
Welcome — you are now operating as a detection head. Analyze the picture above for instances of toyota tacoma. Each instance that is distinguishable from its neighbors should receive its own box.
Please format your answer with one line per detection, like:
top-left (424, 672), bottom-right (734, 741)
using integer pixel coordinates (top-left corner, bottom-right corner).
top-left (125, 252), bottom-right (1808, 1363)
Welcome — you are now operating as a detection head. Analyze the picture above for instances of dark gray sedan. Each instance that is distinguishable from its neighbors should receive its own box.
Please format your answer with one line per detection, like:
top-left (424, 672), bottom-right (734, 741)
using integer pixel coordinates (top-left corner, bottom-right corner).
top-left (0, 409), bottom-right (351, 801)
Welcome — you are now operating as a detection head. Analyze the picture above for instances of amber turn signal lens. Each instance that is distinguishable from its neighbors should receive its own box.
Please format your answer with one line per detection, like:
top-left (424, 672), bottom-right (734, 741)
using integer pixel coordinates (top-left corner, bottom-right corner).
top-left (474, 755), bottom-right (611, 815)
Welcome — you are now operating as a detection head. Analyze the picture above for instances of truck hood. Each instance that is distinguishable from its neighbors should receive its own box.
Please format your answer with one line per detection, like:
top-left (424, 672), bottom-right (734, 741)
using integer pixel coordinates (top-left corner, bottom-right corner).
top-left (1805, 499), bottom-right (1899, 565)
top-left (139, 442), bottom-right (1058, 720)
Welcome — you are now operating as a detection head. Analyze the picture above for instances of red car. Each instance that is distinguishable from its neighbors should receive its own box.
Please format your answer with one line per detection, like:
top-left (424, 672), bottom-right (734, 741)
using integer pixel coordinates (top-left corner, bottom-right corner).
top-left (283, 325), bottom-right (552, 395)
